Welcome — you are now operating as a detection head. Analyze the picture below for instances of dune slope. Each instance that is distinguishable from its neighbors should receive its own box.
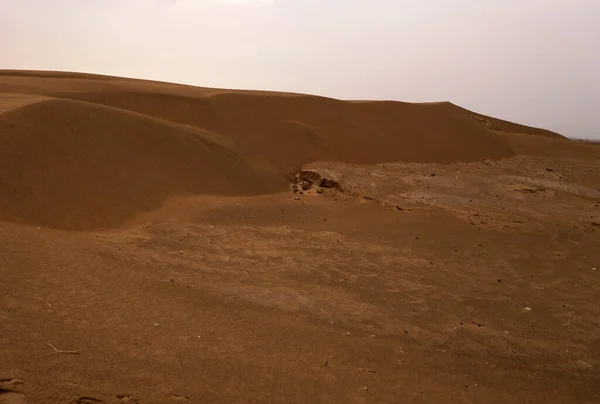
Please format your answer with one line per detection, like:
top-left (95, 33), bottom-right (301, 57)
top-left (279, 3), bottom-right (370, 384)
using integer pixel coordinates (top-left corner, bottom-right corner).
top-left (0, 70), bottom-right (567, 230)
top-left (0, 98), bottom-right (283, 230)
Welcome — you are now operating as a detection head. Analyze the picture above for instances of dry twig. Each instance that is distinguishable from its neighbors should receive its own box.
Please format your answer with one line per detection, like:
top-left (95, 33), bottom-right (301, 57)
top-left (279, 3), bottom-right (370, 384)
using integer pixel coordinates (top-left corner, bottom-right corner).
top-left (576, 360), bottom-right (593, 369)
top-left (48, 343), bottom-right (80, 355)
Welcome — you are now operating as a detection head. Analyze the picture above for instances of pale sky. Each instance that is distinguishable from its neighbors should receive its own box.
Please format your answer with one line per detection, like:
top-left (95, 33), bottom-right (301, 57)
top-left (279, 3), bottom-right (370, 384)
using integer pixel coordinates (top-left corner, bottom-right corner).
top-left (1, 0), bottom-right (599, 139)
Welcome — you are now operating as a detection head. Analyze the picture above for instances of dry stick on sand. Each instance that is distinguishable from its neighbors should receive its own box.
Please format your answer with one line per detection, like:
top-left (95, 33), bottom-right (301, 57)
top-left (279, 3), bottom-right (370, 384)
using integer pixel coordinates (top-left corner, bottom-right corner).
top-left (48, 343), bottom-right (80, 355)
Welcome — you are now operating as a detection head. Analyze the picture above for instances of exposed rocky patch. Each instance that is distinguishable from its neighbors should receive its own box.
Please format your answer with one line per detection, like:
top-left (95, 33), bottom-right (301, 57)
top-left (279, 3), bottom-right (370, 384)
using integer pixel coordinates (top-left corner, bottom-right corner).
top-left (291, 169), bottom-right (342, 194)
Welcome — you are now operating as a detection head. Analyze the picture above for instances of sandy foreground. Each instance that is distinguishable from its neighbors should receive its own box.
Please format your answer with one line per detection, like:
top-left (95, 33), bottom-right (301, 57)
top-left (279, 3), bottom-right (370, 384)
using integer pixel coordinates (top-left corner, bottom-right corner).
top-left (1, 71), bottom-right (599, 403)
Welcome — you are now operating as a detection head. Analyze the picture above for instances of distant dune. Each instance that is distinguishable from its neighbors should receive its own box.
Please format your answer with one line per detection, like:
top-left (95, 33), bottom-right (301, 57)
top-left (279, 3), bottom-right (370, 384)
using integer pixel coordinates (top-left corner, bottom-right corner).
top-left (0, 70), bottom-right (577, 230)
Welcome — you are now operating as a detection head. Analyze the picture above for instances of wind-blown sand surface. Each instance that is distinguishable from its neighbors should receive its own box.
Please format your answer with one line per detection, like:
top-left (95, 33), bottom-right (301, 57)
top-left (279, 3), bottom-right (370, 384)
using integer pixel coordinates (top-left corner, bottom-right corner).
top-left (1, 71), bottom-right (599, 403)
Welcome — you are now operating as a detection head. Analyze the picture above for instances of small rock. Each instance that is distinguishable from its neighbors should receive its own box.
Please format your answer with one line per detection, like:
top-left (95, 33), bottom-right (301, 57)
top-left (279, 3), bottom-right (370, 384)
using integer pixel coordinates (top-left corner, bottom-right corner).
top-left (179, 251), bottom-right (183, 255)
top-left (430, 173), bottom-right (436, 177)
top-left (522, 307), bottom-right (532, 313)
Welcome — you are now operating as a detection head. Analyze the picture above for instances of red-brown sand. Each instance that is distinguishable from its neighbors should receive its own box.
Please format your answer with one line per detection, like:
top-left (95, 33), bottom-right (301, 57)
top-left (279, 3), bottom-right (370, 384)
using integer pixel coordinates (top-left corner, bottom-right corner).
top-left (1, 71), bottom-right (599, 403)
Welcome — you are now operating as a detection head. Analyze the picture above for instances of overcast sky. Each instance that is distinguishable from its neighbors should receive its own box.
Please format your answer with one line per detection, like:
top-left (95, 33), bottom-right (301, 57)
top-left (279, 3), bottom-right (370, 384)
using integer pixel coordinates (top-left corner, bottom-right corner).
top-left (1, 0), bottom-right (599, 138)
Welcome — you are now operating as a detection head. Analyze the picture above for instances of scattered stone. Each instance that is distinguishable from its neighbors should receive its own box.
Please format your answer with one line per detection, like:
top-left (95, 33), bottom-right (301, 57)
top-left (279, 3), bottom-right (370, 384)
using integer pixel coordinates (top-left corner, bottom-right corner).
top-left (430, 173), bottom-right (436, 177)
top-left (522, 307), bottom-right (532, 313)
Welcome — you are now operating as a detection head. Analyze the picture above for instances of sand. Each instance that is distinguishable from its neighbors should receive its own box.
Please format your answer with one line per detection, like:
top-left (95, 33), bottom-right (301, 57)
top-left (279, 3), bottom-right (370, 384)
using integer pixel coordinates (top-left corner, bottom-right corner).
top-left (1, 71), bottom-right (599, 403)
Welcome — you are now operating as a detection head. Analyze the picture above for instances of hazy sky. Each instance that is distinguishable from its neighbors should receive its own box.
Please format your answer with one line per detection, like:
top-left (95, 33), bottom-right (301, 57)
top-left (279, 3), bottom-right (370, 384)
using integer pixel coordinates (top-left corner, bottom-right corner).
top-left (2, 0), bottom-right (599, 138)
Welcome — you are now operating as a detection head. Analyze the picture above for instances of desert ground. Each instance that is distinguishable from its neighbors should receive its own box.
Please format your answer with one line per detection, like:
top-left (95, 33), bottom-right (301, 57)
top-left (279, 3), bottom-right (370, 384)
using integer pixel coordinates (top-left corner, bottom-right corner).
top-left (1, 71), bottom-right (599, 403)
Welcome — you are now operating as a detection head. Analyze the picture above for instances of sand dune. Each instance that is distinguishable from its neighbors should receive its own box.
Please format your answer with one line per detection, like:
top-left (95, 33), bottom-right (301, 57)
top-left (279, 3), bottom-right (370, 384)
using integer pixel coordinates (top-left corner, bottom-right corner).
top-left (0, 97), bottom-right (283, 230)
top-left (0, 70), bottom-right (575, 230)
top-left (0, 93), bottom-right (51, 114)
top-left (467, 110), bottom-right (564, 138)
top-left (2, 71), bottom-right (600, 404)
